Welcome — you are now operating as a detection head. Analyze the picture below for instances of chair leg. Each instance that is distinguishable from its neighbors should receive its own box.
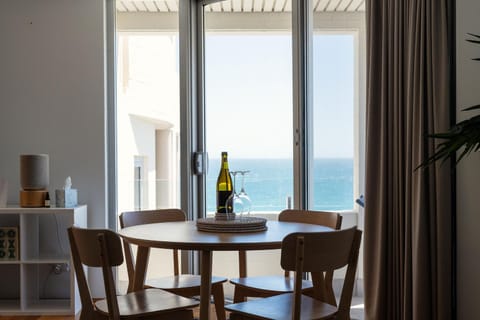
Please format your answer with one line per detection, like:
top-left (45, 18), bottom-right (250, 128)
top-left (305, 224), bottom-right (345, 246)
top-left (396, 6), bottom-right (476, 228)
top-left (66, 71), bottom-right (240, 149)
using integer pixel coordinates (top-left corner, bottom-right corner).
top-left (79, 309), bottom-right (106, 320)
top-left (233, 286), bottom-right (248, 303)
top-left (212, 283), bottom-right (226, 320)
top-left (142, 309), bottom-right (195, 320)
top-left (229, 312), bottom-right (257, 320)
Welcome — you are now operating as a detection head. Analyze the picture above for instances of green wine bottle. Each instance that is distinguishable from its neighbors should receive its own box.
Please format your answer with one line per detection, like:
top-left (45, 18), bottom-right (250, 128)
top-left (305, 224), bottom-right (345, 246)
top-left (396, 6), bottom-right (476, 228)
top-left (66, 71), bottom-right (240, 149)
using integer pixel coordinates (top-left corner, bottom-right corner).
top-left (216, 152), bottom-right (233, 213)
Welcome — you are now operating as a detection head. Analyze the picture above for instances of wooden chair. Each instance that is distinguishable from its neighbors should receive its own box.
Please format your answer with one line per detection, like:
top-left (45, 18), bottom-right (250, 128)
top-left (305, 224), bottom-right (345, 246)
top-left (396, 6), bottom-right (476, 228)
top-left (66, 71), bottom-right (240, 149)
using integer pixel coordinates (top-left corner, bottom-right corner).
top-left (119, 209), bottom-right (228, 320)
top-left (68, 226), bottom-right (199, 320)
top-left (225, 226), bottom-right (362, 320)
top-left (230, 209), bottom-right (342, 305)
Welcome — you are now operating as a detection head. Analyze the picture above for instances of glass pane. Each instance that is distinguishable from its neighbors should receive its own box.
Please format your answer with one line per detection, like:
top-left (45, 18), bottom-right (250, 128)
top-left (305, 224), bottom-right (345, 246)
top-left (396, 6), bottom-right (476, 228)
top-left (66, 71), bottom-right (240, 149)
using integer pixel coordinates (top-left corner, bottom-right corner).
top-left (312, 33), bottom-right (355, 211)
top-left (204, 2), bottom-right (293, 216)
top-left (115, 1), bottom-right (180, 288)
top-left (116, 33), bottom-right (180, 212)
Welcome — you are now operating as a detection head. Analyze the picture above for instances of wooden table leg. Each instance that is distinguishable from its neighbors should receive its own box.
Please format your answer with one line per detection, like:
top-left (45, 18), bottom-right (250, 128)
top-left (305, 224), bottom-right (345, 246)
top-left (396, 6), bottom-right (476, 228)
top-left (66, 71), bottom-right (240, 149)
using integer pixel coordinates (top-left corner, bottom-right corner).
top-left (132, 246), bottom-right (150, 291)
top-left (199, 250), bottom-right (212, 320)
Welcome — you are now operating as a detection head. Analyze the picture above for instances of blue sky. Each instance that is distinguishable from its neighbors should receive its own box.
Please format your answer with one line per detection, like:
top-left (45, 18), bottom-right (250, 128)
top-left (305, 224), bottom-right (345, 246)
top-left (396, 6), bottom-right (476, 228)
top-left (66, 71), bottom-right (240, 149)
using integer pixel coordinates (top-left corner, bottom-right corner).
top-left (205, 33), bottom-right (354, 159)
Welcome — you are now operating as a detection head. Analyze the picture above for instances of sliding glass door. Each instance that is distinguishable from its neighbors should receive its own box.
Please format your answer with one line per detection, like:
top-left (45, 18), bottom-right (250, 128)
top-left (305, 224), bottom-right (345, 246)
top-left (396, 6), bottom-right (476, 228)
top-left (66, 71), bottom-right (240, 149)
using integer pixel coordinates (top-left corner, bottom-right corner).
top-left (114, 0), bottom-right (365, 288)
top-left (116, 2), bottom-right (181, 287)
top-left (203, 1), bottom-right (293, 216)
top-left (193, 0), bottom-right (363, 217)
top-left (311, 33), bottom-right (355, 211)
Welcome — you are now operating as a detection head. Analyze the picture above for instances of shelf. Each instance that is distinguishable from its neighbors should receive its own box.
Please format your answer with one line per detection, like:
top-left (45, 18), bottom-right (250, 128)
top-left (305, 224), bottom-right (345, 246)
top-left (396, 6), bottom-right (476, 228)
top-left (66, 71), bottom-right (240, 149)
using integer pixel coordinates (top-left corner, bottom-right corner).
top-left (20, 213), bottom-right (72, 261)
top-left (22, 256), bottom-right (70, 264)
top-left (0, 205), bottom-right (87, 214)
top-left (0, 299), bottom-right (21, 312)
top-left (0, 258), bottom-right (21, 264)
top-left (0, 265), bottom-right (20, 300)
top-left (24, 264), bottom-right (71, 301)
top-left (0, 205), bottom-right (86, 315)
top-left (0, 214), bottom-right (19, 227)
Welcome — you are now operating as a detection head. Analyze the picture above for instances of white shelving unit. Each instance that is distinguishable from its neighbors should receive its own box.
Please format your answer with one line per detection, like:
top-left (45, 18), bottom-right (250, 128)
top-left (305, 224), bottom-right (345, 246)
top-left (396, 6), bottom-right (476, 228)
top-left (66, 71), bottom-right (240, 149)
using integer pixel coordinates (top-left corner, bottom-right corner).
top-left (0, 205), bottom-right (87, 315)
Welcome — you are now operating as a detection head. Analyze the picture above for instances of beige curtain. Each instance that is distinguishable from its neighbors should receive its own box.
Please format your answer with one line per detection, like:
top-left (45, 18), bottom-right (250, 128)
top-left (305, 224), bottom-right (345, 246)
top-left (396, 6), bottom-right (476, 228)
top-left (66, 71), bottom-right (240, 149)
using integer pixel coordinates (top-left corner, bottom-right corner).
top-left (364, 1), bottom-right (454, 319)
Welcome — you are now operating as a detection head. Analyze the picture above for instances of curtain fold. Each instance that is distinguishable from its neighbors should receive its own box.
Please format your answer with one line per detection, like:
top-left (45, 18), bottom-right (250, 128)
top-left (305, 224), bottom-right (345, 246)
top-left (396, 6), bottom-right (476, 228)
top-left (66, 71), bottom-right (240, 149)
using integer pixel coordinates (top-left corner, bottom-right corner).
top-left (364, 1), bottom-right (453, 319)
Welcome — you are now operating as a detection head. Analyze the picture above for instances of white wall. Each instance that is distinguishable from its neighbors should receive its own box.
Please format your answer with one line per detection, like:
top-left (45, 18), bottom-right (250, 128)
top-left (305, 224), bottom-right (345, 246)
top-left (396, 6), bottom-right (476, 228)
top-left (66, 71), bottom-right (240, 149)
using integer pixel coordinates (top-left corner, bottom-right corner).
top-left (456, 0), bottom-right (480, 318)
top-left (0, 0), bottom-right (108, 296)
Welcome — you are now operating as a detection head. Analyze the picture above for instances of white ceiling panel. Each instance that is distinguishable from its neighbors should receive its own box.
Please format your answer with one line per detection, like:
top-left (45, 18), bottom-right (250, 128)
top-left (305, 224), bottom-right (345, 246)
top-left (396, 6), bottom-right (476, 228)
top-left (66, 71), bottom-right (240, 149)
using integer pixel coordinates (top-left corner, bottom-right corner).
top-left (117, 0), bottom-right (365, 12)
top-left (315, 0), bottom-right (330, 12)
top-left (143, 1), bottom-right (157, 11)
top-left (273, 0), bottom-right (286, 12)
top-left (253, 0), bottom-right (263, 11)
top-left (357, 1), bottom-right (366, 11)
top-left (117, 1), bottom-right (127, 12)
top-left (348, 0), bottom-right (364, 11)
top-left (232, 0), bottom-right (242, 12)
top-left (135, 1), bottom-right (147, 11)
top-left (222, 0), bottom-right (233, 12)
top-left (155, 1), bottom-right (168, 12)
top-left (326, 0), bottom-right (342, 11)
top-left (123, 1), bottom-right (138, 11)
top-left (336, 0), bottom-right (353, 11)
top-left (244, 0), bottom-right (254, 12)
top-left (263, 0), bottom-right (275, 12)
top-left (165, 0), bottom-right (177, 11)
top-left (209, 2), bottom-right (223, 12)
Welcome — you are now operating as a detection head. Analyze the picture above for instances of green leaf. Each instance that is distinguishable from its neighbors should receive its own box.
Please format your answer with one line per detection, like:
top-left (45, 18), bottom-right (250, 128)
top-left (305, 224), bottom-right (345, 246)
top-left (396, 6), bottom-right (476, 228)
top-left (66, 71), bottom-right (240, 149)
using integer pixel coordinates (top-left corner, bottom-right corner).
top-left (467, 33), bottom-right (480, 39)
top-left (415, 32), bottom-right (480, 170)
top-left (463, 105), bottom-right (480, 111)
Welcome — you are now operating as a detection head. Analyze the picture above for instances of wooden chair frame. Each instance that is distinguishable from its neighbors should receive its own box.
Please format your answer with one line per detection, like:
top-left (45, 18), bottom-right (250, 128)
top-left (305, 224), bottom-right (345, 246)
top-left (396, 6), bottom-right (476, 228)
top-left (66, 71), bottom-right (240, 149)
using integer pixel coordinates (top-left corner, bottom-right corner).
top-left (232, 209), bottom-right (342, 305)
top-left (68, 226), bottom-right (197, 320)
top-left (226, 227), bottom-right (362, 320)
top-left (119, 209), bottom-right (227, 320)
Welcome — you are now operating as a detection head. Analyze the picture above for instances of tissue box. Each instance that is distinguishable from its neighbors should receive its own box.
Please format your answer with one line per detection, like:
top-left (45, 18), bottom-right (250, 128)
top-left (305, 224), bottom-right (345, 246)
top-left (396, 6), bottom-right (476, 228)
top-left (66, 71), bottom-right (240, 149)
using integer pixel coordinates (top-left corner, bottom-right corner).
top-left (55, 189), bottom-right (78, 208)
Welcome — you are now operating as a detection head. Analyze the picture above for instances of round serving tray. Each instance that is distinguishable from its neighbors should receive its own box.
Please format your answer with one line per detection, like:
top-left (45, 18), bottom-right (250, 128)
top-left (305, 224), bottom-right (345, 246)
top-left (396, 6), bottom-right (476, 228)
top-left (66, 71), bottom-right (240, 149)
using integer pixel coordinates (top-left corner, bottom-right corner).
top-left (196, 216), bottom-right (268, 233)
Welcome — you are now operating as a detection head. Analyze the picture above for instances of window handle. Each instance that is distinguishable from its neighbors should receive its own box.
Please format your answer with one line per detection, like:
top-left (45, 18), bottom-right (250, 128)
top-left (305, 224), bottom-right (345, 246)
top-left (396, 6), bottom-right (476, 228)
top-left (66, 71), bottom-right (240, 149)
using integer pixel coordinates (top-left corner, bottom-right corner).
top-left (355, 195), bottom-right (364, 208)
top-left (193, 152), bottom-right (208, 175)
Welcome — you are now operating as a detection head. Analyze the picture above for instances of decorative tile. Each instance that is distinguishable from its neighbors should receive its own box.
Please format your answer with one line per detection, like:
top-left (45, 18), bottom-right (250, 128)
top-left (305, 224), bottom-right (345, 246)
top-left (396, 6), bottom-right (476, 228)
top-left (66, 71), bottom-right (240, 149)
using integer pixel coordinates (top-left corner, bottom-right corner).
top-left (0, 227), bottom-right (19, 260)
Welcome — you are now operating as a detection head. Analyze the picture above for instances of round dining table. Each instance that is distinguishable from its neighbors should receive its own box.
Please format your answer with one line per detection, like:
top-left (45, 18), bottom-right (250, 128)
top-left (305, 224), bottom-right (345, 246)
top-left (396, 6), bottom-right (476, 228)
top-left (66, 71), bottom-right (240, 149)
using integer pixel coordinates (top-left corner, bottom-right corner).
top-left (118, 219), bottom-right (332, 320)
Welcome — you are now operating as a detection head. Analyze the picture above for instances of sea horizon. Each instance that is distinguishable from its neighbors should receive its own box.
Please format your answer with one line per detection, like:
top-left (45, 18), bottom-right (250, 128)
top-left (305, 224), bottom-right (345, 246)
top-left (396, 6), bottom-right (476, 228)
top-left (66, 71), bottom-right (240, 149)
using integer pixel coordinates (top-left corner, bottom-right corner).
top-left (206, 157), bottom-right (354, 213)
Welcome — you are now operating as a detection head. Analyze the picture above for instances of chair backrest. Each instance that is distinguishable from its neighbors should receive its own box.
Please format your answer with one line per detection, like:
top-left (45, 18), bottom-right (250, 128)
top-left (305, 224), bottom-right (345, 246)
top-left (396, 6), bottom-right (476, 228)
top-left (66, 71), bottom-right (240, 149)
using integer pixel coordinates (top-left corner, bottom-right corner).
top-left (120, 209), bottom-right (186, 228)
top-left (68, 226), bottom-right (124, 319)
top-left (238, 209), bottom-right (342, 278)
top-left (119, 209), bottom-right (187, 291)
top-left (278, 209), bottom-right (342, 230)
top-left (280, 227), bottom-right (362, 320)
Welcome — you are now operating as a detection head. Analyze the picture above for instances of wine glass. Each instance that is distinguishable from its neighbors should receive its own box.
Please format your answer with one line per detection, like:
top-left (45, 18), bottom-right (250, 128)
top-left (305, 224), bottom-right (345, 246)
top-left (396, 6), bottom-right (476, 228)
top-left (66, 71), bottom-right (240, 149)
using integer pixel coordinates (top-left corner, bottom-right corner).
top-left (238, 170), bottom-right (252, 216)
top-left (225, 171), bottom-right (244, 218)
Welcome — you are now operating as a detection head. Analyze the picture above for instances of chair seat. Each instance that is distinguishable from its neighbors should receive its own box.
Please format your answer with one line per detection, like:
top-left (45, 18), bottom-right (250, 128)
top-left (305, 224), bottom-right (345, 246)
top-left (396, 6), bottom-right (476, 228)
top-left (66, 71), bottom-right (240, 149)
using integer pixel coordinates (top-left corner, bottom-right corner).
top-left (146, 274), bottom-right (227, 291)
top-left (95, 288), bottom-right (199, 318)
top-left (230, 276), bottom-right (313, 294)
top-left (225, 292), bottom-right (338, 320)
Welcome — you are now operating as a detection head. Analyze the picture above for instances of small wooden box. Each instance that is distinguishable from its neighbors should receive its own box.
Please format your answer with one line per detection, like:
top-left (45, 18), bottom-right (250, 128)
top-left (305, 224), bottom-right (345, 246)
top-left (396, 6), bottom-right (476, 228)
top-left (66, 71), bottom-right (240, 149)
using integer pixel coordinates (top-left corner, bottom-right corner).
top-left (0, 227), bottom-right (19, 260)
top-left (20, 190), bottom-right (47, 207)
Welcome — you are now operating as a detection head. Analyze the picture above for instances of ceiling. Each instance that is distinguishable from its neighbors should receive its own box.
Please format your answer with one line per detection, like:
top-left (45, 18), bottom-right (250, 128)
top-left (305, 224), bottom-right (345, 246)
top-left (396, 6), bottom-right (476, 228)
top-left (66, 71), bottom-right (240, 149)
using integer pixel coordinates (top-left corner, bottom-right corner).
top-left (117, 0), bottom-right (366, 13)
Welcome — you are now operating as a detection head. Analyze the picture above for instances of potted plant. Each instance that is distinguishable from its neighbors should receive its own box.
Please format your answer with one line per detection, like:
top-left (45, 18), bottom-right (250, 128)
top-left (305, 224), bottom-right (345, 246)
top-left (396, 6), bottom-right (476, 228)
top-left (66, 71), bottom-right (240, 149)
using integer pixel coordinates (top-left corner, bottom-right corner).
top-left (419, 33), bottom-right (480, 168)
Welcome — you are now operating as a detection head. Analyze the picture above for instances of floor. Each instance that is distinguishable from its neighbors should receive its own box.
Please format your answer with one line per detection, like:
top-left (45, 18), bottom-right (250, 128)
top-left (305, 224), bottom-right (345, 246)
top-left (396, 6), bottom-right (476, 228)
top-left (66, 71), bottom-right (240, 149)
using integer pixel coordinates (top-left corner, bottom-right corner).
top-left (0, 297), bottom-right (365, 320)
top-left (350, 296), bottom-right (365, 320)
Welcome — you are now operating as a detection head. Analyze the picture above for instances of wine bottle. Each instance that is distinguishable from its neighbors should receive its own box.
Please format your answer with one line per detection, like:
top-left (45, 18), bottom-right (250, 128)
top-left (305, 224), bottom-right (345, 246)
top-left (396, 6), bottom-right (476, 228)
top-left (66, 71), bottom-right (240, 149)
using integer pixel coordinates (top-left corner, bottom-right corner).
top-left (44, 192), bottom-right (50, 208)
top-left (216, 152), bottom-right (233, 213)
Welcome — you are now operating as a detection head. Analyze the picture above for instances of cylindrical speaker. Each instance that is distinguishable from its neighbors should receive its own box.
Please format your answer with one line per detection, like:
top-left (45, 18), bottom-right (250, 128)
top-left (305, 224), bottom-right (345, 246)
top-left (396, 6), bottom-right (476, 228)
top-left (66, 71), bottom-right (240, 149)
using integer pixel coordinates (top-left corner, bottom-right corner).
top-left (20, 154), bottom-right (49, 190)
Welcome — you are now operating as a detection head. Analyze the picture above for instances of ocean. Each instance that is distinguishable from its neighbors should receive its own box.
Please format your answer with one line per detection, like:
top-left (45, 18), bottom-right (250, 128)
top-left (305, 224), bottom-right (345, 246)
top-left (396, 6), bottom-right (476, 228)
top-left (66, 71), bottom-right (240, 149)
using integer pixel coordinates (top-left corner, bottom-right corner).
top-left (206, 158), bottom-right (353, 213)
